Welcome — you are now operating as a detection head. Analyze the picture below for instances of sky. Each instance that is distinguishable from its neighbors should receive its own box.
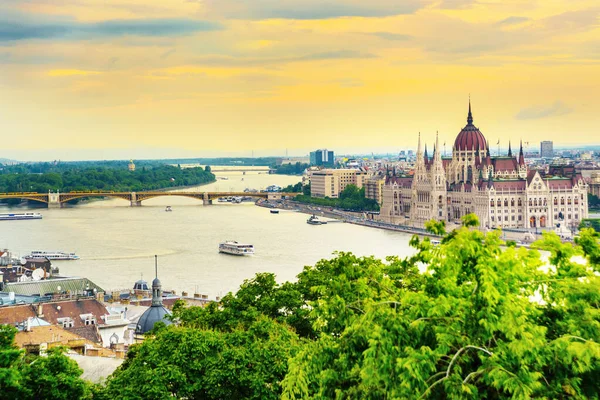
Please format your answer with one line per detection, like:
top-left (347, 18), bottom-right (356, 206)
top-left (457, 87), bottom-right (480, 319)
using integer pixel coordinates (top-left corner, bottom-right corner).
top-left (1, 0), bottom-right (599, 161)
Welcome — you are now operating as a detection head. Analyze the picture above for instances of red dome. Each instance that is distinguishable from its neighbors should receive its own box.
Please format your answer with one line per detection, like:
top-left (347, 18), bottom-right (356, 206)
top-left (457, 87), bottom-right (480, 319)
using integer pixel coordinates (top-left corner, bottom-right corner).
top-left (454, 124), bottom-right (487, 152)
top-left (453, 102), bottom-right (487, 152)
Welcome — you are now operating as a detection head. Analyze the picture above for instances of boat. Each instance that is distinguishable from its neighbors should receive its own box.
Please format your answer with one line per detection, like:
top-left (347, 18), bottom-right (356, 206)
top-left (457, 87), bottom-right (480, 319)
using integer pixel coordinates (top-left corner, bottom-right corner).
top-left (218, 197), bottom-right (228, 203)
top-left (219, 241), bottom-right (254, 256)
top-left (270, 209), bottom-right (279, 214)
top-left (0, 213), bottom-right (42, 221)
top-left (24, 251), bottom-right (79, 261)
top-left (165, 206), bottom-right (172, 212)
top-left (307, 215), bottom-right (326, 225)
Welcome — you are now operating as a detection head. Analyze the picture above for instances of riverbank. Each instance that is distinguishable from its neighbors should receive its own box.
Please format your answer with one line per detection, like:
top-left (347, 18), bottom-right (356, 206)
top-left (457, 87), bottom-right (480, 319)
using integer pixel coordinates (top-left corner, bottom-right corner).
top-left (257, 199), bottom-right (442, 238)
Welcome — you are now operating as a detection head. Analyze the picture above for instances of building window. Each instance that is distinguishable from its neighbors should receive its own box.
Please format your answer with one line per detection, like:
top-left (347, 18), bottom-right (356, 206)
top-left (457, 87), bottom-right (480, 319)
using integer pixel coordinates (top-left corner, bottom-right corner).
top-left (561, 198), bottom-right (565, 205)
top-left (554, 198), bottom-right (558, 205)
top-left (504, 199), bottom-right (508, 207)
top-left (504, 216), bottom-right (508, 221)
top-left (511, 198), bottom-right (515, 207)
top-left (518, 198), bottom-right (522, 207)
top-left (529, 199), bottom-right (532, 206)
top-left (497, 199), bottom-right (501, 207)
top-left (518, 215), bottom-right (522, 221)
top-left (490, 200), bottom-right (494, 207)
top-left (567, 198), bottom-right (572, 205)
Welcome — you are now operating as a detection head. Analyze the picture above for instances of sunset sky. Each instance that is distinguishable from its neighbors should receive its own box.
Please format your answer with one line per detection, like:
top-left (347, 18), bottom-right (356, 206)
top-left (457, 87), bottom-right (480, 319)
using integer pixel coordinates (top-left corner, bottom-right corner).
top-left (1, 0), bottom-right (599, 160)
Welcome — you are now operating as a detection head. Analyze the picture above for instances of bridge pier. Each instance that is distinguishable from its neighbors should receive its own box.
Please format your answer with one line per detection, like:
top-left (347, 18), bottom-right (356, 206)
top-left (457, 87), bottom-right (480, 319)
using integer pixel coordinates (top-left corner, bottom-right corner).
top-left (203, 193), bottom-right (211, 205)
top-left (48, 192), bottom-right (62, 208)
top-left (130, 192), bottom-right (141, 207)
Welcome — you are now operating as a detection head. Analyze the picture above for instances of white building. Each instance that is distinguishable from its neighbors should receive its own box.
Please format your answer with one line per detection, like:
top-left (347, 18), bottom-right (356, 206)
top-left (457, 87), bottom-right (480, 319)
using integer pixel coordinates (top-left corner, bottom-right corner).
top-left (380, 103), bottom-right (588, 230)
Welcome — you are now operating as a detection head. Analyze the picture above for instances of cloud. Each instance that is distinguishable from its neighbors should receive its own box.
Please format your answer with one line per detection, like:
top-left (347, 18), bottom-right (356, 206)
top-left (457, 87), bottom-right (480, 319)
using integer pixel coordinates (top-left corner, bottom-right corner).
top-left (497, 16), bottom-right (530, 26)
top-left (198, 0), bottom-right (425, 20)
top-left (47, 69), bottom-right (101, 77)
top-left (370, 32), bottom-right (413, 41)
top-left (186, 50), bottom-right (377, 67)
top-left (0, 13), bottom-right (222, 41)
top-left (294, 50), bottom-right (377, 61)
top-left (435, 0), bottom-right (477, 10)
top-left (515, 101), bottom-right (573, 120)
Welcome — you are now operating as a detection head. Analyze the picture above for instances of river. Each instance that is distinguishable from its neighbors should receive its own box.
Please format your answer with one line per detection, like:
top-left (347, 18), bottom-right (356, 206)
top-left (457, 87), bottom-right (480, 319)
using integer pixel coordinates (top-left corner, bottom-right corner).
top-left (0, 169), bottom-right (416, 298)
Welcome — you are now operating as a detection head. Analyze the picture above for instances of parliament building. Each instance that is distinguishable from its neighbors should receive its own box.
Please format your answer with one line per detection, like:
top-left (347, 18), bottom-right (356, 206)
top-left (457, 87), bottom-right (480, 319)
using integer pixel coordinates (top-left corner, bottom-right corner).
top-left (380, 103), bottom-right (589, 230)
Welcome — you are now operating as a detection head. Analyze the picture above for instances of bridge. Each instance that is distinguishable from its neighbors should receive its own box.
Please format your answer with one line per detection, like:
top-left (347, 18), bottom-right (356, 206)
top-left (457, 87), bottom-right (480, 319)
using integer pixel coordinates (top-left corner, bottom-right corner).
top-left (0, 191), bottom-right (299, 208)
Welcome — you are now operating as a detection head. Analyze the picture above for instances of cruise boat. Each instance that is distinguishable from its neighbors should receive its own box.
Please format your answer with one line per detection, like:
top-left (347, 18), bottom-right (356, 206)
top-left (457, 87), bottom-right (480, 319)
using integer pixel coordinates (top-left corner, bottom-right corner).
top-left (307, 215), bottom-right (326, 225)
top-left (24, 251), bottom-right (79, 261)
top-left (165, 206), bottom-right (172, 212)
top-left (219, 241), bottom-right (254, 256)
top-left (0, 212), bottom-right (42, 221)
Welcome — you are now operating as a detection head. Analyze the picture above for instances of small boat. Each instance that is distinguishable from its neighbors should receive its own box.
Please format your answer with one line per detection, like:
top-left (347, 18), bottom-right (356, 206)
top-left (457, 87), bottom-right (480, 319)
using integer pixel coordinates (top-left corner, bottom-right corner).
top-left (270, 209), bottom-right (279, 214)
top-left (218, 198), bottom-right (228, 203)
top-left (307, 215), bottom-right (326, 225)
top-left (165, 206), bottom-right (172, 212)
top-left (24, 251), bottom-right (79, 260)
top-left (219, 241), bottom-right (254, 256)
top-left (0, 213), bottom-right (42, 221)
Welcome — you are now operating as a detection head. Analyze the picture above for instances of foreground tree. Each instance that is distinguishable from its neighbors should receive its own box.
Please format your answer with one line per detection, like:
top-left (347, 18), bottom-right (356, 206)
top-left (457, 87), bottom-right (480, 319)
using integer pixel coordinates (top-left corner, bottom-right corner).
top-left (282, 216), bottom-right (600, 399)
top-left (0, 325), bottom-right (90, 400)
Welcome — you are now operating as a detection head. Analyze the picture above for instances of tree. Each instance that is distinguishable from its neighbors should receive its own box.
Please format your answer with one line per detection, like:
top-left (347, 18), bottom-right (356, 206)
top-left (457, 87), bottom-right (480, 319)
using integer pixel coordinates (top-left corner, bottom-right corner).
top-left (0, 325), bottom-right (91, 400)
top-left (281, 215), bottom-right (600, 399)
top-left (101, 317), bottom-right (300, 400)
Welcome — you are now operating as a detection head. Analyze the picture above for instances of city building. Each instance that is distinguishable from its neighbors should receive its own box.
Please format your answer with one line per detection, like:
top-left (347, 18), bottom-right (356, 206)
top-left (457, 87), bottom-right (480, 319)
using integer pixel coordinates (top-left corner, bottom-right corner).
top-left (590, 171), bottom-right (600, 198)
top-left (540, 141), bottom-right (554, 158)
top-left (311, 168), bottom-right (367, 198)
top-left (380, 103), bottom-right (588, 231)
top-left (310, 149), bottom-right (335, 167)
top-left (128, 159), bottom-right (136, 172)
top-left (365, 173), bottom-right (386, 205)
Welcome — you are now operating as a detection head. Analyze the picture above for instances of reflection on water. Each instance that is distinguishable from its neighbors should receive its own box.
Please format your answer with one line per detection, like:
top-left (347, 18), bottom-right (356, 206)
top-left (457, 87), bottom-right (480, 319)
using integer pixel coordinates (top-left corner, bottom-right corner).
top-left (0, 169), bottom-right (416, 297)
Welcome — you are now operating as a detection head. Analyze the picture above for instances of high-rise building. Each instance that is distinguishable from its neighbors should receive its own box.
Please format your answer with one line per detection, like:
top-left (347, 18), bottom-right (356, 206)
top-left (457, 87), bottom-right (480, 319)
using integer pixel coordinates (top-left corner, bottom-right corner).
top-left (310, 149), bottom-right (335, 167)
top-left (540, 141), bottom-right (554, 158)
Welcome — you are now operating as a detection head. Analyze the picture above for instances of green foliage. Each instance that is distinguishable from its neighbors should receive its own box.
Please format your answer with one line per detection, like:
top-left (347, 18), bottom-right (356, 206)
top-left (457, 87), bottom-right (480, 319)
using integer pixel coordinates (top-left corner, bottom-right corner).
top-left (294, 184), bottom-right (379, 212)
top-left (579, 218), bottom-right (600, 233)
top-left (281, 182), bottom-right (303, 193)
top-left (0, 325), bottom-right (91, 400)
top-left (0, 164), bottom-right (214, 194)
top-left (425, 219), bottom-right (446, 236)
top-left (588, 193), bottom-right (600, 210)
top-left (102, 317), bottom-right (300, 400)
top-left (273, 163), bottom-right (309, 175)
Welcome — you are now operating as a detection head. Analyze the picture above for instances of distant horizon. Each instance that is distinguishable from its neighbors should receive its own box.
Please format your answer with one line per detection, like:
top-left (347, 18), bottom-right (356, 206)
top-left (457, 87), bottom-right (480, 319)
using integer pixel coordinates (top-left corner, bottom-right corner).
top-left (3, 142), bottom-right (599, 164)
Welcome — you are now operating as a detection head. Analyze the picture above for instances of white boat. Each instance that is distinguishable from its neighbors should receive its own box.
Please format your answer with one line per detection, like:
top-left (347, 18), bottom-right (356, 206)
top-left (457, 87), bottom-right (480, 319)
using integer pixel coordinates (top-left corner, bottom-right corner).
top-left (165, 206), bottom-right (172, 212)
top-left (219, 241), bottom-right (254, 256)
top-left (0, 212), bottom-right (42, 221)
top-left (24, 251), bottom-right (79, 260)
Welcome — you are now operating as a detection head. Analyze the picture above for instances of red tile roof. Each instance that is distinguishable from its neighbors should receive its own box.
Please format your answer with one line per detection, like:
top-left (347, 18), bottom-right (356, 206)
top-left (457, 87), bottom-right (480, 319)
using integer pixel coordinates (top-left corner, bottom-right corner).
top-left (492, 157), bottom-right (519, 172)
top-left (0, 299), bottom-right (109, 329)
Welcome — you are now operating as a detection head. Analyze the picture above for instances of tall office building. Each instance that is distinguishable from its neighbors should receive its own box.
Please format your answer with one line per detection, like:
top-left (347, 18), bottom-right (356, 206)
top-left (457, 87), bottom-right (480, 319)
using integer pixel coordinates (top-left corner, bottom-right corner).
top-left (540, 141), bottom-right (554, 158)
top-left (310, 149), bottom-right (335, 167)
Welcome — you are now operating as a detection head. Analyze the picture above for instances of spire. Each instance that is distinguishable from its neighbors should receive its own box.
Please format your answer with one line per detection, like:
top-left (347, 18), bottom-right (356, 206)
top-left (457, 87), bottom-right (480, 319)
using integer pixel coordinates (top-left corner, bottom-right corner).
top-left (508, 141), bottom-right (512, 157)
top-left (151, 255), bottom-right (163, 307)
top-left (518, 140), bottom-right (525, 166)
top-left (434, 132), bottom-right (442, 161)
top-left (467, 96), bottom-right (473, 125)
top-left (417, 132), bottom-right (422, 156)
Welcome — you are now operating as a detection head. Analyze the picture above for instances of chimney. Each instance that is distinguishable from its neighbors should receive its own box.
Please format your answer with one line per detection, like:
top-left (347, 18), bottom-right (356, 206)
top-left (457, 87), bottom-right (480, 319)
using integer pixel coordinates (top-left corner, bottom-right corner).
top-left (26, 317), bottom-right (32, 332)
top-left (37, 303), bottom-right (44, 318)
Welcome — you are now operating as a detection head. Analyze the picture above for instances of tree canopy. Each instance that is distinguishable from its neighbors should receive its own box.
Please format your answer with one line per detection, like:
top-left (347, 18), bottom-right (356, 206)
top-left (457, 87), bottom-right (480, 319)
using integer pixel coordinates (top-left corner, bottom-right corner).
top-left (294, 184), bottom-right (380, 212)
top-left (99, 214), bottom-right (600, 399)
top-left (0, 325), bottom-right (91, 400)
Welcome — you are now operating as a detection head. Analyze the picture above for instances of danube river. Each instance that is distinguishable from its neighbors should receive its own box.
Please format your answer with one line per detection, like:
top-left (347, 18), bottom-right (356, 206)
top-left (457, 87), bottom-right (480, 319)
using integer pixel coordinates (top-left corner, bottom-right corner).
top-left (1, 169), bottom-right (416, 297)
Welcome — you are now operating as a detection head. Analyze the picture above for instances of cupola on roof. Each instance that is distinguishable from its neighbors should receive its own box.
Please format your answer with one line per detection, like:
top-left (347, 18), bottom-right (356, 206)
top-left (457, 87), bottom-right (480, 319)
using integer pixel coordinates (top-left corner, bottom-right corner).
top-left (454, 100), bottom-right (487, 152)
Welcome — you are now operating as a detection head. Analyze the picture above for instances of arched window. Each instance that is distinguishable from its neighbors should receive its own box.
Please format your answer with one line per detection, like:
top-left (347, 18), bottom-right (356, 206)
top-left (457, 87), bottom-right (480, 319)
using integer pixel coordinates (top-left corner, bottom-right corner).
top-left (561, 197), bottom-right (565, 205)
top-left (575, 197), bottom-right (579, 205)
top-left (529, 199), bottom-right (532, 206)
top-left (554, 197), bottom-right (558, 205)
top-left (518, 198), bottom-right (522, 206)
top-left (534, 199), bottom-right (538, 206)
top-left (511, 198), bottom-right (515, 207)
top-left (490, 199), bottom-right (494, 207)
top-left (497, 199), bottom-right (501, 207)
top-left (567, 198), bottom-right (572, 205)
top-left (504, 199), bottom-right (508, 207)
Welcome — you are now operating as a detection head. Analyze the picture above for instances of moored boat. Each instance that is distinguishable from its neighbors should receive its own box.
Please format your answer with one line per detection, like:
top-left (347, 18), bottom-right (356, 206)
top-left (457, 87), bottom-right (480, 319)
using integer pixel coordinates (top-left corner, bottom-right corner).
top-left (270, 209), bottom-right (279, 214)
top-left (307, 215), bottom-right (326, 225)
top-left (0, 212), bottom-right (42, 221)
top-left (165, 206), bottom-right (172, 212)
top-left (219, 241), bottom-right (254, 256)
top-left (24, 251), bottom-right (79, 260)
